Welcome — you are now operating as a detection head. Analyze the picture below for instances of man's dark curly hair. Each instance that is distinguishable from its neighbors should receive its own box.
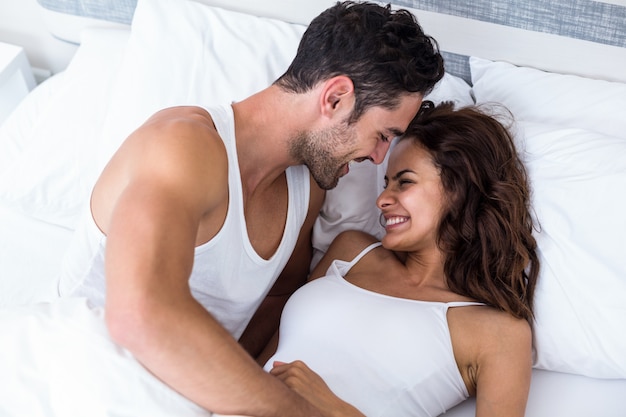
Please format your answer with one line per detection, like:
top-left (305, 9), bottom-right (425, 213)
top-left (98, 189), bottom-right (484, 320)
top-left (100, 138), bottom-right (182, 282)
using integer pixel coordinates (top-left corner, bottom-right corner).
top-left (275, 1), bottom-right (445, 123)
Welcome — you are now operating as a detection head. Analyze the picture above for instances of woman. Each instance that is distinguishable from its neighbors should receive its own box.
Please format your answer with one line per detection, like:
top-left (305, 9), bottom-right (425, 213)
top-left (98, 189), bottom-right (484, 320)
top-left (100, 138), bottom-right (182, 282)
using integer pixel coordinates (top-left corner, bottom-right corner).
top-left (264, 101), bottom-right (539, 417)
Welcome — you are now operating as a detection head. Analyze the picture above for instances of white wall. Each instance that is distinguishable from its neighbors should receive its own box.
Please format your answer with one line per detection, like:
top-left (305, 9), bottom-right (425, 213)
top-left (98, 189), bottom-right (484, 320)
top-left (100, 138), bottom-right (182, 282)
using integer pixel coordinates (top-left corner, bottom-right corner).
top-left (0, 0), bottom-right (78, 76)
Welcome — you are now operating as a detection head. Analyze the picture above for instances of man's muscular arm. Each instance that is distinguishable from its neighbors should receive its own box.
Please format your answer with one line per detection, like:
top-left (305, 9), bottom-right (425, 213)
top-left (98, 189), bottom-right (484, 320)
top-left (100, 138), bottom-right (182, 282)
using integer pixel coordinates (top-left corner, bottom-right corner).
top-left (95, 107), bottom-right (320, 417)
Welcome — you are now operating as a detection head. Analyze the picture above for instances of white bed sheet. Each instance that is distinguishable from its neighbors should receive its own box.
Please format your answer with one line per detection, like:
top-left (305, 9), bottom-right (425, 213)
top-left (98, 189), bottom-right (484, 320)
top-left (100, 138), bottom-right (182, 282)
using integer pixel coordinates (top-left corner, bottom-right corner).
top-left (0, 298), bottom-right (210, 417)
top-left (445, 370), bottom-right (626, 417)
top-left (0, 201), bottom-right (72, 306)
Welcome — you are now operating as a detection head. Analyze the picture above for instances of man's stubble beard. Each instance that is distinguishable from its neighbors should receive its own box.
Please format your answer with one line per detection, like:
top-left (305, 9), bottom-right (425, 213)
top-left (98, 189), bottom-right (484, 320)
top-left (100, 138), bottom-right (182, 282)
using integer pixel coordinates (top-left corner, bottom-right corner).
top-left (289, 123), bottom-right (357, 190)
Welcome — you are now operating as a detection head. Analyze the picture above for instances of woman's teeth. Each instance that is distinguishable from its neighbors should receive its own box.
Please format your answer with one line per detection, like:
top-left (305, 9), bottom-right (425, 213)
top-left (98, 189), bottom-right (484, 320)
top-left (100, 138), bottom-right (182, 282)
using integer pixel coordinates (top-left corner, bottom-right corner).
top-left (385, 216), bottom-right (408, 226)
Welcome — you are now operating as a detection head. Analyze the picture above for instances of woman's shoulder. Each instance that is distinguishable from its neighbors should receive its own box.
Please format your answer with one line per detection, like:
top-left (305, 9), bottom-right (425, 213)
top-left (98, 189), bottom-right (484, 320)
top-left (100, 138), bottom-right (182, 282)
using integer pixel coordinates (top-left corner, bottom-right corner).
top-left (331, 230), bottom-right (380, 253)
top-left (451, 304), bottom-right (531, 340)
top-left (449, 305), bottom-right (532, 365)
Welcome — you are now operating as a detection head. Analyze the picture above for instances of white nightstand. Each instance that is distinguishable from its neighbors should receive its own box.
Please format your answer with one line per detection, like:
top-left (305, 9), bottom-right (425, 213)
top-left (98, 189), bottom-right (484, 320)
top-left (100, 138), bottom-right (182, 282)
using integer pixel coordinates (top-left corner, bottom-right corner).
top-left (0, 42), bottom-right (36, 126)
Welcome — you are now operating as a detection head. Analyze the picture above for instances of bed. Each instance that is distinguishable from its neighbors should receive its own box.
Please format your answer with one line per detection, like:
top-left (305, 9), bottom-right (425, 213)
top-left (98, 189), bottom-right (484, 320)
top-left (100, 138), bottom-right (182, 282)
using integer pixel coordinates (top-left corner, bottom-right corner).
top-left (0, 0), bottom-right (625, 416)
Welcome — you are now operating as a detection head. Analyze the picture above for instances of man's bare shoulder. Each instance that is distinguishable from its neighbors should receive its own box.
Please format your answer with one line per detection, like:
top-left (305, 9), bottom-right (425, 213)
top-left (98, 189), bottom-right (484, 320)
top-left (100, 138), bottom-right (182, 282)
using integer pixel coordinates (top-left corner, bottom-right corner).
top-left (120, 106), bottom-right (226, 174)
top-left (144, 105), bottom-right (215, 126)
top-left (136, 106), bottom-right (229, 199)
top-left (137, 106), bottom-right (221, 144)
top-left (93, 106), bottom-right (229, 229)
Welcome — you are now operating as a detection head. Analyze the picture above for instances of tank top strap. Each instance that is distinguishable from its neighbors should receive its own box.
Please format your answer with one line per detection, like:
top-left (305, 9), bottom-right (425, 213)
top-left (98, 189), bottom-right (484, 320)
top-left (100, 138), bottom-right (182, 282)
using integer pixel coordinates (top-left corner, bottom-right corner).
top-left (446, 301), bottom-right (486, 308)
top-left (346, 242), bottom-right (383, 269)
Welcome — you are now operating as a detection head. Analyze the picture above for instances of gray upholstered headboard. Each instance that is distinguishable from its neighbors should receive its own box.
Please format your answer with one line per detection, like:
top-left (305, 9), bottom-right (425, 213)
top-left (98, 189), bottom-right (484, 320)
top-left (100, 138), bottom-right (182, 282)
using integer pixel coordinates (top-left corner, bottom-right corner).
top-left (38, 0), bottom-right (137, 25)
top-left (395, 0), bottom-right (626, 83)
top-left (36, 0), bottom-right (626, 84)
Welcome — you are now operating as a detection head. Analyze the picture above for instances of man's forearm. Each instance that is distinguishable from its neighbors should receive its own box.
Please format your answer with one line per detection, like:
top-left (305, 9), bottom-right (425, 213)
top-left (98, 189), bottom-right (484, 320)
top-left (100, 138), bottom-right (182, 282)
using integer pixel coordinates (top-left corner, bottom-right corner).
top-left (107, 296), bottom-right (319, 417)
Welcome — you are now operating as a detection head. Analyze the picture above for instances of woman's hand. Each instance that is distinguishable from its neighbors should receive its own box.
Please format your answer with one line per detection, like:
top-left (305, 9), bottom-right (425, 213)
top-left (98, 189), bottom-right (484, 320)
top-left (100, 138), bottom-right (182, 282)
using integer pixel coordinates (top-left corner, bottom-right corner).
top-left (270, 361), bottom-right (366, 417)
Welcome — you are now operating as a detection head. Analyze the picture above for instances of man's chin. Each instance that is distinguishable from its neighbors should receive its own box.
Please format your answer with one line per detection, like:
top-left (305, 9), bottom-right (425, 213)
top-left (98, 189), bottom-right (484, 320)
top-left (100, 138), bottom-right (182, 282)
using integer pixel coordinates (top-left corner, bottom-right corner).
top-left (313, 175), bottom-right (340, 191)
top-left (318, 179), bottom-right (340, 191)
top-left (310, 164), bottom-right (348, 190)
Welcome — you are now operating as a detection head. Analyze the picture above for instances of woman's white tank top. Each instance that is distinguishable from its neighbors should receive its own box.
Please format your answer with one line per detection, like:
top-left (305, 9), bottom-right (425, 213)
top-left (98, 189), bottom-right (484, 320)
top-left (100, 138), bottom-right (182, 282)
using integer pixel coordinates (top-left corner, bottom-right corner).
top-left (265, 242), bottom-right (481, 416)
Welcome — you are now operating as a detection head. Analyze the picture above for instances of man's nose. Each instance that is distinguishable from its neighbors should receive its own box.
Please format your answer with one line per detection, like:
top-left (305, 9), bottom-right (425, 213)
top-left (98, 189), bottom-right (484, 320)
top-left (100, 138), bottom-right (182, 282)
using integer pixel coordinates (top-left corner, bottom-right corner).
top-left (370, 141), bottom-right (391, 165)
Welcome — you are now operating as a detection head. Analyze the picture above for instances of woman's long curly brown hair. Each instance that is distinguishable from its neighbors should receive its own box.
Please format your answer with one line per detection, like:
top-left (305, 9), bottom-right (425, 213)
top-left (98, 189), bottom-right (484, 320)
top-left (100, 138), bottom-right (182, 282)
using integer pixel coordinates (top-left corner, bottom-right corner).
top-left (404, 101), bottom-right (539, 322)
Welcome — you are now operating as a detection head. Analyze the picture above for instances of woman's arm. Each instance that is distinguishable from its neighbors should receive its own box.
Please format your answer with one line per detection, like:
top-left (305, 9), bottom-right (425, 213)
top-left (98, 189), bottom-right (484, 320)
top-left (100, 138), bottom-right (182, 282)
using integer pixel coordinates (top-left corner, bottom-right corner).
top-left (473, 314), bottom-right (533, 417)
top-left (270, 361), bottom-right (366, 417)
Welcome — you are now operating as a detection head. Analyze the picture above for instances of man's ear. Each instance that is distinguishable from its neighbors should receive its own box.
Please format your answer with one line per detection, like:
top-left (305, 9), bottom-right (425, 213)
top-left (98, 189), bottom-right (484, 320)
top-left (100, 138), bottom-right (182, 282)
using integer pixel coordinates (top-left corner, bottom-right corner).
top-left (320, 75), bottom-right (355, 119)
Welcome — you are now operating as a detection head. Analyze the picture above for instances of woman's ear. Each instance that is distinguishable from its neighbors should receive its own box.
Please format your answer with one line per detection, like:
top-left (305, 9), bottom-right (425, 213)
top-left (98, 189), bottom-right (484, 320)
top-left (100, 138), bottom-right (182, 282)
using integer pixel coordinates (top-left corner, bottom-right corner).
top-left (319, 75), bottom-right (355, 119)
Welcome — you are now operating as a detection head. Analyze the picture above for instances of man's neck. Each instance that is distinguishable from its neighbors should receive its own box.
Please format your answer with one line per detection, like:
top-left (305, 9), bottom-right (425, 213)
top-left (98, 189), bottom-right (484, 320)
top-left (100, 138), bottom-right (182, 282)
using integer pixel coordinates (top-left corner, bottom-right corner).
top-left (231, 85), bottom-right (315, 194)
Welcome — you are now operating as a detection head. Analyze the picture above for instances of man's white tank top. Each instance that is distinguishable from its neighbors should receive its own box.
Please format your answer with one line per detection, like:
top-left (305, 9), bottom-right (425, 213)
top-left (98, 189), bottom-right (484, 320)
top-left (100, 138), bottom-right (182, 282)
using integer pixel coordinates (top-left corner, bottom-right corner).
top-left (58, 104), bottom-right (310, 339)
top-left (265, 242), bottom-right (480, 416)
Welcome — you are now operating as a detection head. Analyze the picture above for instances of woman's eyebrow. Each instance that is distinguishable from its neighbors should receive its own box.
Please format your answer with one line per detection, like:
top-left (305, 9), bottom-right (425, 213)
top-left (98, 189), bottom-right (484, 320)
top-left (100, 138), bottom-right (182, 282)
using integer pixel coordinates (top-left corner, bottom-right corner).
top-left (391, 169), bottom-right (415, 180)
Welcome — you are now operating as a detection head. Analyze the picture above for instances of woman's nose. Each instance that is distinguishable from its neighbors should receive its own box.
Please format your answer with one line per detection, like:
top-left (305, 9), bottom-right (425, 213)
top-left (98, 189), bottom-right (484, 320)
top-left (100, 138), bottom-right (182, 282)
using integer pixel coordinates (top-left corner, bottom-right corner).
top-left (376, 188), bottom-right (393, 209)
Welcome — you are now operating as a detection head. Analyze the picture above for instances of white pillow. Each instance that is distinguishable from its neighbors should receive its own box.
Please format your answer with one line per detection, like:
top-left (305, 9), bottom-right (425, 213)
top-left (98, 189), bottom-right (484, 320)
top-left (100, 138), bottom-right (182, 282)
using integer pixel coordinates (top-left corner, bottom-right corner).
top-left (471, 57), bottom-right (626, 378)
top-left (0, 204), bottom-right (73, 307)
top-left (470, 57), bottom-right (626, 139)
top-left (96, 0), bottom-right (307, 170)
top-left (0, 28), bottom-right (130, 229)
top-left (516, 121), bottom-right (626, 378)
top-left (312, 72), bottom-right (474, 264)
top-left (0, 71), bottom-right (66, 178)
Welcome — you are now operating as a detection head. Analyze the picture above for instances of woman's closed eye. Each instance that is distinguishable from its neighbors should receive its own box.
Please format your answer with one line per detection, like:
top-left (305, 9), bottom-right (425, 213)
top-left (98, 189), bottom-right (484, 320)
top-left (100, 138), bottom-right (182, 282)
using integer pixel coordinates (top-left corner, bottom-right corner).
top-left (382, 176), bottom-right (414, 190)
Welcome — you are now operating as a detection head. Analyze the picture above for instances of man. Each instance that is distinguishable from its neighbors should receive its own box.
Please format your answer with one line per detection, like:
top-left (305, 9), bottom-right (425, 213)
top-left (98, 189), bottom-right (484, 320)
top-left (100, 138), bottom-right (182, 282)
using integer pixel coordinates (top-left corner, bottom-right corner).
top-left (59, 1), bottom-right (444, 415)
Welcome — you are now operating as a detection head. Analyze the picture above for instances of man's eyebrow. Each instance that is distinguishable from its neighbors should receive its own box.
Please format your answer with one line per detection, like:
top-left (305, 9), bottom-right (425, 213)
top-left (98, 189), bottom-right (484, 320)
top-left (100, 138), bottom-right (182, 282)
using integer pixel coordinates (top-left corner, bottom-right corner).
top-left (388, 128), bottom-right (404, 137)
